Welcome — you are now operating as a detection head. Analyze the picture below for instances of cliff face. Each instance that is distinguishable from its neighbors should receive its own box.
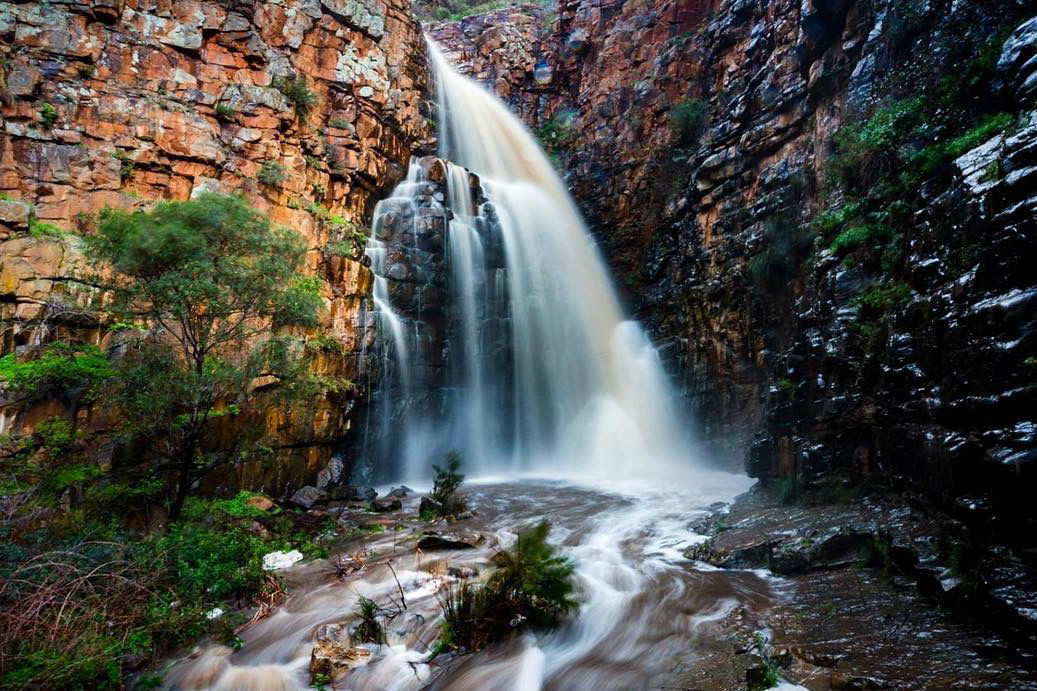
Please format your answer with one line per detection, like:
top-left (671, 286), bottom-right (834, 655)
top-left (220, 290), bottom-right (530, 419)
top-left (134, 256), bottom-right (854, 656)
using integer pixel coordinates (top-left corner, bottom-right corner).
top-left (0, 0), bottom-right (432, 490)
top-left (429, 0), bottom-right (1037, 535)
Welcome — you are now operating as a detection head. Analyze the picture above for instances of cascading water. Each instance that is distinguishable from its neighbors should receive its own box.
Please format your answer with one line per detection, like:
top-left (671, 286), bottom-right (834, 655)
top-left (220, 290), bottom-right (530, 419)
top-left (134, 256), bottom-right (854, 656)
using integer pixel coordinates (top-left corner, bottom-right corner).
top-left (159, 40), bottom-right (765, 691)
top-left (362, 40), bottom-right (696, 481)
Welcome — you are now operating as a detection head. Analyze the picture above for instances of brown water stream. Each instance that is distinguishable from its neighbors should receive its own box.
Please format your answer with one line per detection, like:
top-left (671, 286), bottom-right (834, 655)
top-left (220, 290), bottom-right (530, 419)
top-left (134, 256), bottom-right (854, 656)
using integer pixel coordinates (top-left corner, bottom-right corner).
top-left (159, 473), bottom-right (793, 691)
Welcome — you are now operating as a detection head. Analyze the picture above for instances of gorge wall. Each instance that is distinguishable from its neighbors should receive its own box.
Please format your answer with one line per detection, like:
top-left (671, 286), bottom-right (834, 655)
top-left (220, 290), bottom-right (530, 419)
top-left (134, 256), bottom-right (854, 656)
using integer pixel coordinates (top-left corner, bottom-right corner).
top-left (0, 0), bottom-right (432, 490)
top-left (428, 0), bottom-right (1037, 536)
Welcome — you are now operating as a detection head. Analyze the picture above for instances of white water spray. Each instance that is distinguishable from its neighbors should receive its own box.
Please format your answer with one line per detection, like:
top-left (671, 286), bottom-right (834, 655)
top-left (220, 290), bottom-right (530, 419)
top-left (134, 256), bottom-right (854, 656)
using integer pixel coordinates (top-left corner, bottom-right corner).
top-left (363, 41), bottom-right (698, 481)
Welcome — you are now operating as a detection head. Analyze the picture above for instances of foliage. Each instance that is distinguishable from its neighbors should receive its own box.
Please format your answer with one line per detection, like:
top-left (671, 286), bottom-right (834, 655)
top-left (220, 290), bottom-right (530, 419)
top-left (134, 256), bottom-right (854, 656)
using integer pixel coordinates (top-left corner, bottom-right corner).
top-left (258, 161), bottom-right (286, 187)
top-left (38, 102), bottom-right (57, 128)
top-left (274, 74), bottom-right (318, 123)
top-left (215, 103), bottom-right (237, 122)
top-left (423, 451), bottom-right (468, 519)
top-left (111, 151), bottom-right (134, 181)
top-left (0, 343), bottom-right (114, 401)
top-left (748, 216), bottom-right (814, 293)
top-left (829, 222), bottom-right (895, 257)
top-left (76, 63), bottom-right (96, 79)
top-left (426, 0), bottom-right (511, 21)
top-left (28, 217), bottom-right (67, 239)
top-left (82, 193), bottom-right (321, 520)
top-left (439, 521), bottom-right (577, 652)
top-left (669, 98), bottom-right (708, 148)
top-left (748, 633), bottom-right (780, 690)
top-left (852, 280), bottom-right (912, 313)
top-left (150, 520), bottom-right (269, 600)
top-left (534, 112), bottom-right (572, 168)
top-left (353, 596), bottom-right (386, 644)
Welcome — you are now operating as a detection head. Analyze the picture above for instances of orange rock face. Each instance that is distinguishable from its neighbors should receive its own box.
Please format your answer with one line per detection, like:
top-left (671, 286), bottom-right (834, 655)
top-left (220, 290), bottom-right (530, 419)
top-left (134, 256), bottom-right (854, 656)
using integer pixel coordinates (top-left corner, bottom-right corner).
top-left (0, 0), bottom-right (433, 489)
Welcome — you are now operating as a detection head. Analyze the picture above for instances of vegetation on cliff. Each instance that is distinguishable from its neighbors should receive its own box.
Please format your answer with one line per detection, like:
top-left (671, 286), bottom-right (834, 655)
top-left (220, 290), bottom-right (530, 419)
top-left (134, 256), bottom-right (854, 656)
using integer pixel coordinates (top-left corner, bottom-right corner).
top-left (0, 194), bottom-right (337, 690)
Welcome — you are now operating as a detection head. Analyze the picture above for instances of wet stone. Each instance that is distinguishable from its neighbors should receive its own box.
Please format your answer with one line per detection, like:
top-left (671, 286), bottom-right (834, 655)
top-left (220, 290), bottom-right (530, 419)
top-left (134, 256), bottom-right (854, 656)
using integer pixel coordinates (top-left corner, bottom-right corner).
top-left (417, 530), bottom-right (485, 550)
top-left (290, 485), bottom-right (327, 509)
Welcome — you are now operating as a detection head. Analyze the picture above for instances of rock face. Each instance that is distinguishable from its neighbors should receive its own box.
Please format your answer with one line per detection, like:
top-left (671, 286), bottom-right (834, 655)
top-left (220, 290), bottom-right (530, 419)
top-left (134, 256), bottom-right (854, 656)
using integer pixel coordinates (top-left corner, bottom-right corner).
top-left (0, 0), bottom-right (433, 490)
top-left (428, 2), bottom-right (1037, 538)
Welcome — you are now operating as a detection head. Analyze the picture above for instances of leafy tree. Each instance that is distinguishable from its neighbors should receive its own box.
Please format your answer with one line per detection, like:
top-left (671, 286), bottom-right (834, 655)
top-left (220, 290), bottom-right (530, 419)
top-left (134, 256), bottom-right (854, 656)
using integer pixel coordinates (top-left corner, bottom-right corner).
top-left (83, 193), bottom-right (322, 520)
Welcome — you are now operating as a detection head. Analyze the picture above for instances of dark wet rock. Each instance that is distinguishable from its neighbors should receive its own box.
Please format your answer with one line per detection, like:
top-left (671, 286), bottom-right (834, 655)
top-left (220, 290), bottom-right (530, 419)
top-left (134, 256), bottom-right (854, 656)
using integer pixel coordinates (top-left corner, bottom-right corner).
top-left (328, 486), bottom-right (377, 502)
top-left (418, 496), bottom-right (441, 517)
top-left (370, 497), bottom-right (402, 513)
top-left (290, 486), bottom-right (327, 509)
top-left (447, 565), bottom-right (479, 579)
top-left (417, 530), bottom-right (485, 551)
top-left (387, 486), bottom-right (412, 498)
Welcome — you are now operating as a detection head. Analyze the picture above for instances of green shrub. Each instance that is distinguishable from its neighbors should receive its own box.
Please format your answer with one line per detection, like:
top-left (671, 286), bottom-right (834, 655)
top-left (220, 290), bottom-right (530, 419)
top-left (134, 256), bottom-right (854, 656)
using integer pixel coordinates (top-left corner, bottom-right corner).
top-left (438, 521), bottom-right (577, 652)
top-left (38, 102), bottom-right (58, 128)
top-left (259, 160), bottom-right (286, 187)
top-left (150, 521), bottom-right (269, 601)
top-left (28, 218), bottom-right (67, 238)
top-left (829, 223), bottom-right (894, 257)
top-left (812, 200), bottom-right (860, 235)
top-left (76, 63), bottom-right (96, 79)
top-left (0, 344), bottom-right (114, 400)
top-left (274, 74), bottom-right (318, 123)
top-left (828, 97), bottom-right (925, 193)
top-left (111, 151), bottom-right (134, 181)
top-left (353, 596), bottom-right (386, 644)
top-left (421, 451), bottom-right (467, 519)
top-left (852, 280), bottom-right (912, 313)
top-left (534, 113), bottom-right (572, 165)
top-left (670, 98), bottom-right (708, 148)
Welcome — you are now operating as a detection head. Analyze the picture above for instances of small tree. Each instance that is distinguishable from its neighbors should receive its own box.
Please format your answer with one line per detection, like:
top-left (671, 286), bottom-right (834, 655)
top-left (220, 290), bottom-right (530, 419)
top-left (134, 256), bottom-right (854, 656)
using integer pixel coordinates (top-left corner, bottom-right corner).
top-left (84, 193), bottom-right (323, 520)
top-left (421, 451), bottom-right (467, 519)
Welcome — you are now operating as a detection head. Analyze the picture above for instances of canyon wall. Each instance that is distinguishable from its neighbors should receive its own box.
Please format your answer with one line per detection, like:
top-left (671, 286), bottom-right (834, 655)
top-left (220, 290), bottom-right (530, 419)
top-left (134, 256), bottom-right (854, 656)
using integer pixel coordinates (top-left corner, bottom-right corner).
top-left (428, 0), bottom-right (1037, 535)
top-left (0, 0), bottom-right (432, 490)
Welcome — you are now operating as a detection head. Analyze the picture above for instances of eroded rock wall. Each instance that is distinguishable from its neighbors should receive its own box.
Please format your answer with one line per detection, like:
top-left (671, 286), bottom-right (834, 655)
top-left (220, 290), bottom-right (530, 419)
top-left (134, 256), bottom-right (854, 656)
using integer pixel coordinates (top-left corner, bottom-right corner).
top-left (0, 0), bottom-right (433, 491)
top-left (429, 0), bottom-right (1037, 534)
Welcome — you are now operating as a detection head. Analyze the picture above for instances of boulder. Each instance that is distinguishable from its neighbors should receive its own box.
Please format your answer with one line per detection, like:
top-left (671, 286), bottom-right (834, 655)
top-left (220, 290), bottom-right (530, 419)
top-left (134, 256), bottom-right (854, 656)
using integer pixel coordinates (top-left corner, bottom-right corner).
top-left (309, 623), bottom-right (371, 681)
top-left (387, 485), bottom-right (412, 498)
top-left (290, 486), bottom-right (327, 509)
top-left (328, 485), bottom-right (377, 502)
top-left (370, 497), bottom-right (402, 513)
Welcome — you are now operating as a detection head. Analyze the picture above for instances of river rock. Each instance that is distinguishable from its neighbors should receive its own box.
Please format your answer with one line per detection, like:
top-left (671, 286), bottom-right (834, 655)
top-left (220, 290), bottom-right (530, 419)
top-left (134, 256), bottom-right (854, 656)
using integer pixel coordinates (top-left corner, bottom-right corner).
top-left (387, 486), bottom-right (412, 498)
top-left (371, 497), bottom-right (402, 512)
top-left (417, 530), bottom-right (485, 551)
top-left (290, 486), bottom-right (327, 509)
top-left (329, 486), bottom-right (378, 502)
top-left (309, 623), bottom-right (371, 681)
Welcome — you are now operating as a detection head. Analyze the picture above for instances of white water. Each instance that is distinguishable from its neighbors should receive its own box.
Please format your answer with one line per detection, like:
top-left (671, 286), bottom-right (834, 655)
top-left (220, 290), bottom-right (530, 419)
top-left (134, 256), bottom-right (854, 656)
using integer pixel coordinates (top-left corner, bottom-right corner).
top-left (361, 41), bottom-right (699, 482)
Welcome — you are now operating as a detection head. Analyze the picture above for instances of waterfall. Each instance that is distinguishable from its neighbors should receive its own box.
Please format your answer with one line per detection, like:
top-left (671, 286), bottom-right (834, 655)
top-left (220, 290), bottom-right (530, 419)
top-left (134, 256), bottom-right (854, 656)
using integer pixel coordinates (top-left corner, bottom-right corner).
top-left (360, 40), bottom-right (697, 481)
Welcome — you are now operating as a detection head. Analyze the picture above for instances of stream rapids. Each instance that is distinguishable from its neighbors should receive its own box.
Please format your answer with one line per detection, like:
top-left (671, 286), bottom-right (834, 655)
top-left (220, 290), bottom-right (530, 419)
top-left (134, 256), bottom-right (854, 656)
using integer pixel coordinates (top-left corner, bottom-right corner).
top-left (160, 472), bottom-right (775, 691)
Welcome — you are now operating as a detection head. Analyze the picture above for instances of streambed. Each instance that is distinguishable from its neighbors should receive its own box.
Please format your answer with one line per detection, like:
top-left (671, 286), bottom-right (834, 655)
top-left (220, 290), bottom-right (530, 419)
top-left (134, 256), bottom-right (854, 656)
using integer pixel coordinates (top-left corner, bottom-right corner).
top-left (160, 472), bottom-right (777, 691)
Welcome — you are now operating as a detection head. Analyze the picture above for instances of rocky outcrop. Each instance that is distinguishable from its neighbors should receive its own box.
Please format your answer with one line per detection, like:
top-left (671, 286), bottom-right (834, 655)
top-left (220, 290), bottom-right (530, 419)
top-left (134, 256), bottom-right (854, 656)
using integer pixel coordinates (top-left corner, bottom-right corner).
top-left (428, 1), bottom-right (1037, 540)
top-left (0, 0), bottom-right (433, 490)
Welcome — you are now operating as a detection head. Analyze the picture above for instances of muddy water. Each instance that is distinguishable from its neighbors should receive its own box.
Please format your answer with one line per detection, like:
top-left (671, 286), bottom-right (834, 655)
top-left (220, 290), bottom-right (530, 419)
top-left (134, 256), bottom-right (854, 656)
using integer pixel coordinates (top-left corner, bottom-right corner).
top-left (161, 472), bottom-right (771, 691)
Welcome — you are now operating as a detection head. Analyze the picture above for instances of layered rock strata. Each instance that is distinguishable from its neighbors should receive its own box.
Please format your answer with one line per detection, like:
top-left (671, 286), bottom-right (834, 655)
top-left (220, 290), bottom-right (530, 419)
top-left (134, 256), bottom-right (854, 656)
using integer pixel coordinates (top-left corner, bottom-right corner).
top-left (0, 0), bottom-right (432, 490)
